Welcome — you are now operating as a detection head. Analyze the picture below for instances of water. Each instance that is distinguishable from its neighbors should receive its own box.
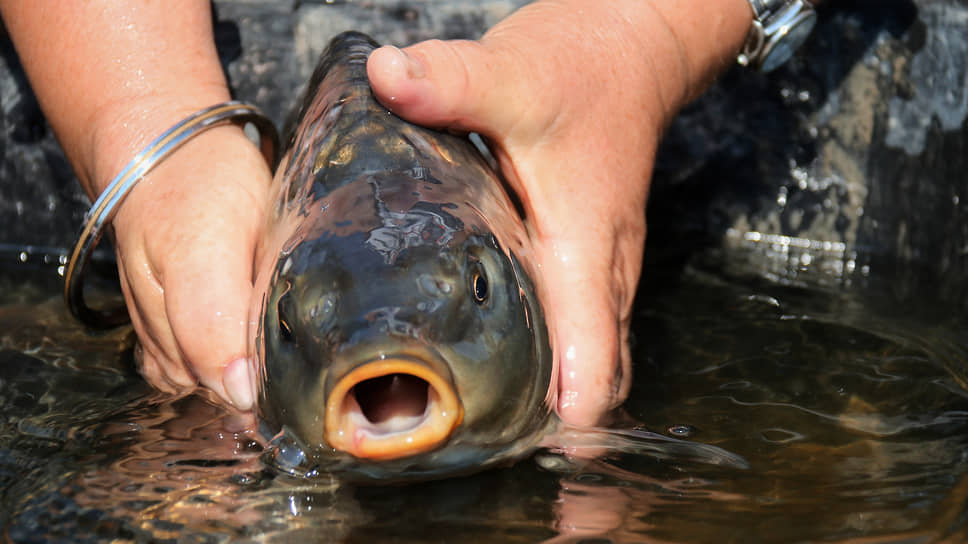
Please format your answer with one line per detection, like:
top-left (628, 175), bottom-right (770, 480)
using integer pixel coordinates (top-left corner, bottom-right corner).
top-left (2, 253), bottom-right (968, 542)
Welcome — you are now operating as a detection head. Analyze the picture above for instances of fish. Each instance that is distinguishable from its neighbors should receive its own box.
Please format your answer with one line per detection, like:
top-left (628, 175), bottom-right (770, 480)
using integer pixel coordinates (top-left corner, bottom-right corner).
top-left (248, 31), bottom-right (555, 480)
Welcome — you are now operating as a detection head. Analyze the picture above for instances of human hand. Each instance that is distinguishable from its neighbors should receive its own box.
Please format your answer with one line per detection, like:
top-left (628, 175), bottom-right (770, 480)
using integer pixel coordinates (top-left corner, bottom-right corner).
top-left (106, 123), bottom-right (270, 409)
top-left (367, 0), bottom-right (749, 425)
top-left (0, 2), bottom-right (272, 410)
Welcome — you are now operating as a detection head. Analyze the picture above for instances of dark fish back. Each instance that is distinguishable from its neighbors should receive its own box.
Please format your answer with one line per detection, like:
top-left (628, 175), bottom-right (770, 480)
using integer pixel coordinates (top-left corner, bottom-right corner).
top-left (277, 31), bottom-right (487, 207)
top-left (281, 31), bottom-right (376, 149)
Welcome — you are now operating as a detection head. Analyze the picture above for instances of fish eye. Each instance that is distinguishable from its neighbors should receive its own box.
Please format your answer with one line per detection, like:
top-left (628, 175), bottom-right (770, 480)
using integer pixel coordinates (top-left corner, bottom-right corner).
top-left (279, 315), bottom-right (294, 342)
top-left (471, 266), bottom-right (489, 305)
top-left (277, 291), bottom-right (295, 343)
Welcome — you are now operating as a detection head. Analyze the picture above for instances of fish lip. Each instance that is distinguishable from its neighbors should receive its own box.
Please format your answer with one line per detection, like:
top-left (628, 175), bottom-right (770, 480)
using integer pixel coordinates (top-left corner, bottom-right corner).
top-left (324, 354), bottom-right (464, 461)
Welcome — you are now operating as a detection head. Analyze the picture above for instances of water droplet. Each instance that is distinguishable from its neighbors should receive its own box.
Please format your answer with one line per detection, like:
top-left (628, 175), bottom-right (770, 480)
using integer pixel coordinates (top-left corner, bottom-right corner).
top-left (230, 472), bottom-right (257, 486)
top-left (760, 428), bottom-right (804, 443)
top-left (668, 424), bottom-right (696, 438)
top-left (534, 452), bottom-right (573, 472)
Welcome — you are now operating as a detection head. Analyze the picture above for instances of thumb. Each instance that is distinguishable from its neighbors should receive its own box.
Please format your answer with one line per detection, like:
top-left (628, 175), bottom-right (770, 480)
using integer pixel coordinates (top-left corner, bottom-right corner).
top-left (366, 39), bottom-right (541, 139)
top-left (152, 127), bottom-right (270, 411)
top-left (542, 241), bottom-right (636, 427)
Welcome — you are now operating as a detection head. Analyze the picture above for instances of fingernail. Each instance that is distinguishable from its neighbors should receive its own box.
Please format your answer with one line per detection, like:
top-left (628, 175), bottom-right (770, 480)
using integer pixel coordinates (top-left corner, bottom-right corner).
top-left (387, 45), bottom-right (425, 79)
top-left (223, 357), bottom-right (255, 411)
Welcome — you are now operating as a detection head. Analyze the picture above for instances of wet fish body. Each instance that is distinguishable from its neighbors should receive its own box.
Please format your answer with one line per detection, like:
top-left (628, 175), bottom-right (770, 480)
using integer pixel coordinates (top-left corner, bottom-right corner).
top-left (250, 32), bottom-right (554, 480)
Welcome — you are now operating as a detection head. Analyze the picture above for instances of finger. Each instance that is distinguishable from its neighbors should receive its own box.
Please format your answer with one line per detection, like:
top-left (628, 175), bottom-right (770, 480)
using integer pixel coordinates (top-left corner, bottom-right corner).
top-left (163, 233), bottom-right (256, 409)
top-left (161, 141), bottom-right (269, 410)
top-left (116, 240), bottom-right (197, 392)
top-left (540, 238), bottom-right (634, 427)
top-left (366, 38), bottom-right (548, 139)
top-left (525, 162), bottom-right (644, 427)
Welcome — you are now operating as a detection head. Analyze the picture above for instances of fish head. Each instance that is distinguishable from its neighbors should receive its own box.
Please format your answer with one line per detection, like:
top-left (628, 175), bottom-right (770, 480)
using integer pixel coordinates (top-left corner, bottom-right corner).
top-left (251, 167), bottom-right (554, 479)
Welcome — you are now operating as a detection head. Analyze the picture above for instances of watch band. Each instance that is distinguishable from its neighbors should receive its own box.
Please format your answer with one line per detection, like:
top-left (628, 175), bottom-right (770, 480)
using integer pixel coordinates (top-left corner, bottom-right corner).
top-left (738, 0), bottom-right (818, 72)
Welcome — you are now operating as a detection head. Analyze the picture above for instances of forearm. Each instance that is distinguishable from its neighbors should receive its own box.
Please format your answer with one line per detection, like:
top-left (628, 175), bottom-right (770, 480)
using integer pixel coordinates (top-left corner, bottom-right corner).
top-left (0, 1), bottom-right (231, 198)
top-left (644, 0), bottom-right (752, 108)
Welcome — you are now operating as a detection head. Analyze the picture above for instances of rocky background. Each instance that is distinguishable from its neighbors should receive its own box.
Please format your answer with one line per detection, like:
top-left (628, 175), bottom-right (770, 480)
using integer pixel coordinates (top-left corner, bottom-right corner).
top-left (0, 0), bottom-right (965, 304)
top-left (649, 0), bottom-right (968, 307)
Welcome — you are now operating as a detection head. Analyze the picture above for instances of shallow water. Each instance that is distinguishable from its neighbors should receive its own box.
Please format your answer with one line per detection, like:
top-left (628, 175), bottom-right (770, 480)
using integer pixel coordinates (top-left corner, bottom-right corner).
top-left (2, 254), bottom-right (968, 543)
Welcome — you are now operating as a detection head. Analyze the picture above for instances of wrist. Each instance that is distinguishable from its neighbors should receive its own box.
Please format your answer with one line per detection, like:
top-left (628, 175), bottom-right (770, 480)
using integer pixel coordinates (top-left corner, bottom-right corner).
top-left (519, 0), bottom-right (751, 129)
top-left (640, 0), bottom-right (753, 120)
top-left (109, 121), bottom-right (271, 239)
top-left (86, 87), bottom-right (232, 198)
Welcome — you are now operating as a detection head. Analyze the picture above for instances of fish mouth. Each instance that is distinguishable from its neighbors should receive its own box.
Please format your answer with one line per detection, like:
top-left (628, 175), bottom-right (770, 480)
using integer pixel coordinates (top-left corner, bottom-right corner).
top-left (324, 357), bottom-right (463, 460)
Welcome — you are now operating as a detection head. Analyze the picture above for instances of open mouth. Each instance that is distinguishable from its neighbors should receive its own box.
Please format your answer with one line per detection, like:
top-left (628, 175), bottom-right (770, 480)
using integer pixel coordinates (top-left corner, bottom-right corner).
top-left (324, 357), bottom-right (463, 460)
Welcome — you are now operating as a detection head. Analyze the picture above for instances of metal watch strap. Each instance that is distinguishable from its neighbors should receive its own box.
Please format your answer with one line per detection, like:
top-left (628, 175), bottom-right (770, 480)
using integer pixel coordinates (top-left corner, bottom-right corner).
top-left (738, 0), bottom-right (818, 72)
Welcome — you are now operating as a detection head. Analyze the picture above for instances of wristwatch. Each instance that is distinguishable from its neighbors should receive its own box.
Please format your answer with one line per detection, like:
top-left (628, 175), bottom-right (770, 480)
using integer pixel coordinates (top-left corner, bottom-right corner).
top-left (738, 0), bottom-right (818, 72)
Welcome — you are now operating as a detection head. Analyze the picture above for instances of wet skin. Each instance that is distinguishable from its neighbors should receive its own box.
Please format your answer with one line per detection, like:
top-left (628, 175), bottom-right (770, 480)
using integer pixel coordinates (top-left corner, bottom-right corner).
top-left (249, 33), bottom-right (555, 479)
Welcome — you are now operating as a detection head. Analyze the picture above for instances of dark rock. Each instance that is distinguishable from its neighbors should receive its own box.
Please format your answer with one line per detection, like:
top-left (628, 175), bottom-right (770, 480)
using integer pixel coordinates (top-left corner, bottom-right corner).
top-left (649, 0), bottom-right (968, 308)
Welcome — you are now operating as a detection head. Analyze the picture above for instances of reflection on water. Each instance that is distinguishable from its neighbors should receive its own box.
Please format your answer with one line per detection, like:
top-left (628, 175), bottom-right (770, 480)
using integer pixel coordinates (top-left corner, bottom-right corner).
top-left (2, 256), bottom-right (968, 542)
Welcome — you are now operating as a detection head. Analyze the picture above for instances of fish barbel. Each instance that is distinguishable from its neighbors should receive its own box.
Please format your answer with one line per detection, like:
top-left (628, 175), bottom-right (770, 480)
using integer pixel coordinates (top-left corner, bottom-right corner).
top-left (249, 31), bottom-right (555, 480)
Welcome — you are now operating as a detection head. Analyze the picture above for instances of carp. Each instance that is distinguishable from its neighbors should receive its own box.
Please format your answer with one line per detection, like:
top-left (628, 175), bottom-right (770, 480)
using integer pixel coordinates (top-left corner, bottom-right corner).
top-left (249, 31), bottom-right (555, 480)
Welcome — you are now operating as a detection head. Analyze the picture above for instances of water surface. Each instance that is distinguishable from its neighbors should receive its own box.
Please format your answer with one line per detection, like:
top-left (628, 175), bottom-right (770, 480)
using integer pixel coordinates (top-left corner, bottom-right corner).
top-left (1, 253), bottom-right (967, 543)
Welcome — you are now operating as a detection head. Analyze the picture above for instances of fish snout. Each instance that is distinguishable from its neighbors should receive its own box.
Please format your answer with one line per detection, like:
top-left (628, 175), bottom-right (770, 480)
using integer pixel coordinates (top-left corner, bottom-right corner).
top-left (324, 356), bottom-right (463, 460)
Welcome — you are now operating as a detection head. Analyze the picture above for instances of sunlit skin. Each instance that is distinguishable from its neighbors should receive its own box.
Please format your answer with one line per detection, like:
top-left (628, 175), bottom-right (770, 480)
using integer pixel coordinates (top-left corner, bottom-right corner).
top-left (0, 0), bottom-right (749, 426)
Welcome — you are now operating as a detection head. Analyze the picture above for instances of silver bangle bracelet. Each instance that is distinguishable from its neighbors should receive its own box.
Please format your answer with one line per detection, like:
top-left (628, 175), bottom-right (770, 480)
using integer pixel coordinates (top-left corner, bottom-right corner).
top-left (64, 100), bottom-right (279, 329)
